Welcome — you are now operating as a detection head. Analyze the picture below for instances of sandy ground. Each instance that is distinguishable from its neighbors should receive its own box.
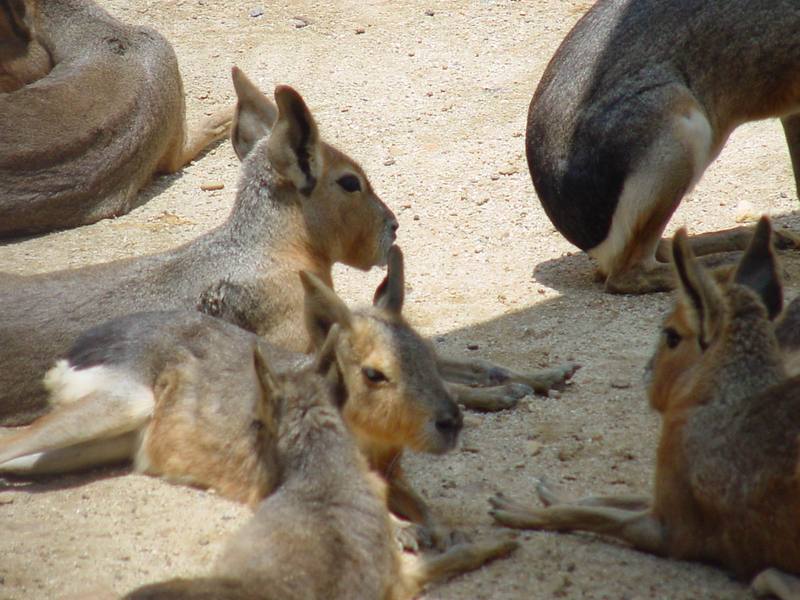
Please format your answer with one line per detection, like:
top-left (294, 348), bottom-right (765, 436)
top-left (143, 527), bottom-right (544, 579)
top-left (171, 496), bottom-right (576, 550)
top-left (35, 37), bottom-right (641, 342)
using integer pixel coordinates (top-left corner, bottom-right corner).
top-left (2, 1), bottom-right (800, 598)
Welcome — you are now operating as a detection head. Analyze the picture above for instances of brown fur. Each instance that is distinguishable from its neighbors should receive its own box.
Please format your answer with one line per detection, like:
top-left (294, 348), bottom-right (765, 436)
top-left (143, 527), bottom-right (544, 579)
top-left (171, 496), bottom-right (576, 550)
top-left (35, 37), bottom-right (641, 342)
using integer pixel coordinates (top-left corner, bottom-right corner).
top-left (0, 0), bottom-right (232, 237)
top-left (0, 0), bottom-right (51, 92)
top-left (124, 340), bottom-right (516, 600)
top-left (490, 218), bottom-right (800, 598)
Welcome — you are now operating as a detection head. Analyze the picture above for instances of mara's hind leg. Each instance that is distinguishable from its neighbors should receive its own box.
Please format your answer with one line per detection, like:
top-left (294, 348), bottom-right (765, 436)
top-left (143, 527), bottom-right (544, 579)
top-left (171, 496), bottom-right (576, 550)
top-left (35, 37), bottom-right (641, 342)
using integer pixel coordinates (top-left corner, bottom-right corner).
top-left (445, 382), bottom-right (533, 412)
top-left (594, 98), bottom-right (716, 294)
top-left (0, 433), bottom-right (138, 475)
top-left (752, 568), bottom-right (800, 600)
top-left (159, 105), bottom-right (235, 173)
top-left (655, 225), bottom-right (800, 260)
top-left (782, 113), bottom-right (800, 198)
top-left (0, 365), bottom-right (153, 475)
top-left (534, 478), bottom-right (651, 511)
top-left (488, 491), bottom-right (666, 555)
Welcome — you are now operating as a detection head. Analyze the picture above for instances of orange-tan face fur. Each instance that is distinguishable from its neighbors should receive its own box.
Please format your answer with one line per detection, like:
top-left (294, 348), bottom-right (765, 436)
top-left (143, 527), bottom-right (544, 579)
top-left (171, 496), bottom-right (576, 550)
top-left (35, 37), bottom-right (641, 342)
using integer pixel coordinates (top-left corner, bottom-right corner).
top-left (647, 301), bottom-right (705, 414)
top-left (335, 312), bottom-right (460, 455)
top-left (302, 143), bottom-right (397, 271)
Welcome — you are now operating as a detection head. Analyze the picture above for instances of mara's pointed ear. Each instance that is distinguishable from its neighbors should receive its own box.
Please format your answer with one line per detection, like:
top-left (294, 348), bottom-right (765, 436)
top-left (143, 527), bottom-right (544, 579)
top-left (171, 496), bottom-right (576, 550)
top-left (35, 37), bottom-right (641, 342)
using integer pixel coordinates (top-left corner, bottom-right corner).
top-left (300, 271), bottom-right (353, 350)
top-left (267, 85), bottom-right (322, 196)
top-left (313, 324), bottom-right (346, 408)
top-left (3, 0), bottom-right (33, 42)
top-left (313, 324), bottom-right (340, 375)
top-left (733, 216), bottom-right (783, 319)
top-left (230, 67), bottom-right (278, 160)
top-left (672, 228), bottom-right (723, 349)
top-left (372, 246), bottom-right (404, 314)
top-left (253, 342), bottom-right (282, 429)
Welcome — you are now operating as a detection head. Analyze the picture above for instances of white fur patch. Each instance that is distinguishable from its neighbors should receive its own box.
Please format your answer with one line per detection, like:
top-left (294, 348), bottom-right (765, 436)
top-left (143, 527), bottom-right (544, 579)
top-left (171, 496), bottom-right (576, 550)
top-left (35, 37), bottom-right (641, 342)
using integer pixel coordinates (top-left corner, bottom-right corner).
top-left (589, 106), bottom-right (713, 274)
top-left (43, 360), bottom-right (154, 419)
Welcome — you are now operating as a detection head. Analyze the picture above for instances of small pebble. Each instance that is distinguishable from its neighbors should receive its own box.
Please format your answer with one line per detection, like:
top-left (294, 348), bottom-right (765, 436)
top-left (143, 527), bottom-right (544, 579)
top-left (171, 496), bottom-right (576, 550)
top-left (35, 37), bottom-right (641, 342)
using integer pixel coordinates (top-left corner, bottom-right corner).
top-left (248, 7), bottom-right (263, 17)
top-left (290, 16), bottom-right (309, 28)
top-left (425, 9), bottom-right (435, 16)
top-left (355, 26), bottom-right (366, 34)
top-left (467, 343), bottom-right (479, 350)
top-left (200, 182), bottom-right (225, 191)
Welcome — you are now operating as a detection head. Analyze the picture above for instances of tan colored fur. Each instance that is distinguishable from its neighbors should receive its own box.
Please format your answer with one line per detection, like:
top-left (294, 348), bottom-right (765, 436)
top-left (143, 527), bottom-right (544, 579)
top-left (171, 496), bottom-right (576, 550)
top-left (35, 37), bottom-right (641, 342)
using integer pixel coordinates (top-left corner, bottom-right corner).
top-left (124, 342), bottom-right (516, 600)
top-left (490, 218), bottom-right (800, 598)
top-left (0, 0), bottom-right (232, 236)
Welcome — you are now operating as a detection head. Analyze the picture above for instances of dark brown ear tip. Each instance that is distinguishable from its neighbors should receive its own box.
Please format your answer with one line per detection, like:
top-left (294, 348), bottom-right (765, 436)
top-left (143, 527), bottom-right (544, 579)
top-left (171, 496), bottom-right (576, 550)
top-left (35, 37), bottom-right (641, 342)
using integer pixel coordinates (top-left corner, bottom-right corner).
top-left (388, 245), bottom-right (403, 269)
top-left (754, 215), bottom-right (773, 241)
top-left (274, 84), bottom-right (303, 104)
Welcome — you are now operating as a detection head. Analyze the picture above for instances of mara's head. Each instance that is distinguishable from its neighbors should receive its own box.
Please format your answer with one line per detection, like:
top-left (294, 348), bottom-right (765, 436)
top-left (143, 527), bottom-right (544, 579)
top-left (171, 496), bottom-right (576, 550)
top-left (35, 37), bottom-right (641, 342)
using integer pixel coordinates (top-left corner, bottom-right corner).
top-left (252, 325), bottom-right (351, 462)
top-left (300, 246), bottom-right (462, 456)
top-left (646, 217), bottom-right (783, 413)
top-left (229, 67), bottom-right (398, 270)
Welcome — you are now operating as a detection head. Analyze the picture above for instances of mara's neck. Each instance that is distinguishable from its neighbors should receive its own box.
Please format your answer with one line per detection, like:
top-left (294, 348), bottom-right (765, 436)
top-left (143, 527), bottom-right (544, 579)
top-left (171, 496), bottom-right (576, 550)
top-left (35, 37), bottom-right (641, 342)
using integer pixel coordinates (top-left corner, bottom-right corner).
top-left (219, 147), bottom-right (334, 285)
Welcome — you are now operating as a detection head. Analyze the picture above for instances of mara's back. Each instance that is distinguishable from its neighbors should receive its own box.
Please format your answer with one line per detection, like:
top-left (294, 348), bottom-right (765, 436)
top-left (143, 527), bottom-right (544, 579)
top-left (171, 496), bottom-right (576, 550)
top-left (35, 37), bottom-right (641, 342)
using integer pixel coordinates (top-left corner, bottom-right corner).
top-left (0, 0), bottom-right (184, 235)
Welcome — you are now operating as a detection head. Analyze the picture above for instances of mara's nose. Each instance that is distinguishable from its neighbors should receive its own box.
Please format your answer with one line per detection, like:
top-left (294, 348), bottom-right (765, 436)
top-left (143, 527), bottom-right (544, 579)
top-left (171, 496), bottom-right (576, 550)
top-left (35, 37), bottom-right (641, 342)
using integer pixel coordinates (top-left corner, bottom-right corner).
top-left (435, 407), bottom-right (463, 436)
top-left (389, 216), bottom-right (399, 233)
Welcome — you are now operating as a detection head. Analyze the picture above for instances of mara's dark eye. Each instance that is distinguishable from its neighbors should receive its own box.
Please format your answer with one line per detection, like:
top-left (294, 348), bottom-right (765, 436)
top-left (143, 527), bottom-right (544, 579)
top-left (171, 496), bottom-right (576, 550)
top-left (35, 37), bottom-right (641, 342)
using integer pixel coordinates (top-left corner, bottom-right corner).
top-left (337, 174), bottom-right (361, 193)
top-left (362, 366), bottom-right (388, 383)
top-left (663, 327), bottom-right (682, 349)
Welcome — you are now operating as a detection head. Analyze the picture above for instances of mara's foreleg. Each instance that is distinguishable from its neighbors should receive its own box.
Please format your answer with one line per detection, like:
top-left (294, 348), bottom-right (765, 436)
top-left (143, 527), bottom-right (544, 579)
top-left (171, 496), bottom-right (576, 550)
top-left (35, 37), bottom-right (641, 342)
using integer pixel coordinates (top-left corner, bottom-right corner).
top-left (403, 534), bottom-right (518, 593)
top-left (437, 356), bottom-right (579, 403)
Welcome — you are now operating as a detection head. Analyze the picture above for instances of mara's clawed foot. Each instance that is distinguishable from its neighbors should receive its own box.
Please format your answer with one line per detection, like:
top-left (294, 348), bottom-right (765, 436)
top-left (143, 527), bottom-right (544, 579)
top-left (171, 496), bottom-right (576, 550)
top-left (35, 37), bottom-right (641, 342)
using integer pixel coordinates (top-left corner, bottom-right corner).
top-left (450, 382), bottom-right (533, 412)
top-left (408, 521), bottom-right (471, 552)
top-left (533, 477), bottom-right (566, 507)
top-left (488, 492), bottom-right (549, 530)
top-left (774, 228), bottom-right (800, 251)
top-left (524, 362), bottom-right (580, 394)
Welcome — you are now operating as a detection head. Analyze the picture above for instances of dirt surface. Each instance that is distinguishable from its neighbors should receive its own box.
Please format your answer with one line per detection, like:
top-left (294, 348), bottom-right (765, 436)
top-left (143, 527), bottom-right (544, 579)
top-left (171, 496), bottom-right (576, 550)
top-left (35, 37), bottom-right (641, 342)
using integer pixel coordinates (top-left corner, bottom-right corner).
top-left (2, 1), bottom-right (800, 598)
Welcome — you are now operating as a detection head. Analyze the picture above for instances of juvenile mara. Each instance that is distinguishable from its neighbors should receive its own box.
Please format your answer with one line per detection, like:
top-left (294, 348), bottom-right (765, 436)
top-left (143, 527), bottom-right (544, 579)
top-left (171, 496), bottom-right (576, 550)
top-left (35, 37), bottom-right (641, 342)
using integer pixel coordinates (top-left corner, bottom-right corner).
top-left (125, 333), bottom-right (517, 600)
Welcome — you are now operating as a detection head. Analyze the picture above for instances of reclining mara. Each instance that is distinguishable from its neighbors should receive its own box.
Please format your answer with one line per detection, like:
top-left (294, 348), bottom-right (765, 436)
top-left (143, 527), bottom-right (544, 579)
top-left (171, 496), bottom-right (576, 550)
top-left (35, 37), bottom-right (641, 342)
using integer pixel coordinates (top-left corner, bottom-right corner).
top-left (0, 0), bottom-right (232, 236)
top-left (0, 66), bottom-right (398, 426)
top-left (0, 249), bottom-right (466, 544)
top-left (490, 217), bottom-right (800, 599)
top-left (124, 334), bottom-right (517, 600)
top-left (527, 0), bottom-right (800, 293)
